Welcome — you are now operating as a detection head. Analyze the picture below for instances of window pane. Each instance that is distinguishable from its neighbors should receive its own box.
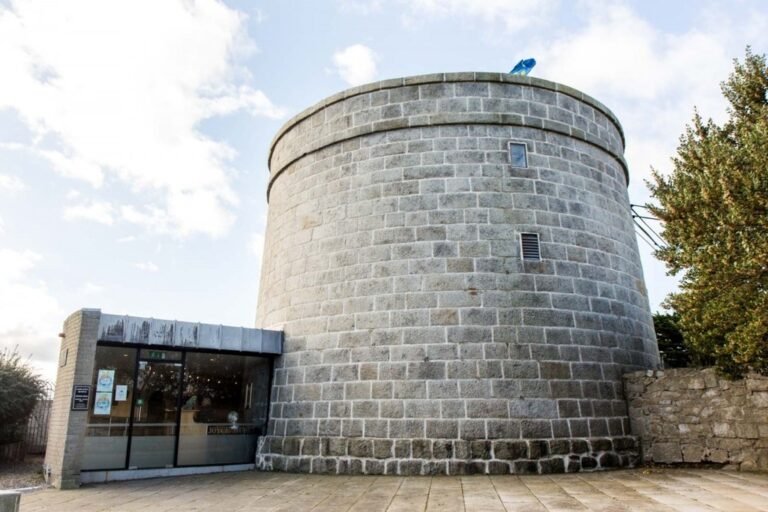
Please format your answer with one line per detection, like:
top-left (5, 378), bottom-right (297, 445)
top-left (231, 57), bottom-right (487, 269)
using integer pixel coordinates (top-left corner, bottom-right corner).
top-left (177, 353), bottom-right (271, 466)
top-left (509, 142), bottom-right (528, 168)
top-left (82, 345), bottom-right (136, 471)
top-left (128, 360), bottom-right (181, 469)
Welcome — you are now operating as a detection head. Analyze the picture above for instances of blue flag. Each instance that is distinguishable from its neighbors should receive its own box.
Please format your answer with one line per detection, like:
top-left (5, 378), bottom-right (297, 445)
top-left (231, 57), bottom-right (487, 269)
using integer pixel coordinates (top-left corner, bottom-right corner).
top-left (510, 58), bottom-right (536, 76)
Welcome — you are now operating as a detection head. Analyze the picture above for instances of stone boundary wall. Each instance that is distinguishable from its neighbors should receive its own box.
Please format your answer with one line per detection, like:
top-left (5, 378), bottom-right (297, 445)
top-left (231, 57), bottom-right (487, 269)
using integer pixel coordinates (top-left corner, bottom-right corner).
top-left (625, 368), bottom-right (768, 471)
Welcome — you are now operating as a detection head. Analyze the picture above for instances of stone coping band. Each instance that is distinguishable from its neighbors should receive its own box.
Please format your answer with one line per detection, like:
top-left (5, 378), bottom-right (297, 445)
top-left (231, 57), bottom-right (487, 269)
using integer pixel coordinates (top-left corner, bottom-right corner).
top-left (267, 73), bottom-right (628, 201)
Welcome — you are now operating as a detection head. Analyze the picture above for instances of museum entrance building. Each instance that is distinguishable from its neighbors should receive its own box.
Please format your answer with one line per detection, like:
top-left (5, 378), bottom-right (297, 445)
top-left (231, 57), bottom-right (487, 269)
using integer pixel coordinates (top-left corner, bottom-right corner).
top-left (44, 309), bottom-right (282, 488)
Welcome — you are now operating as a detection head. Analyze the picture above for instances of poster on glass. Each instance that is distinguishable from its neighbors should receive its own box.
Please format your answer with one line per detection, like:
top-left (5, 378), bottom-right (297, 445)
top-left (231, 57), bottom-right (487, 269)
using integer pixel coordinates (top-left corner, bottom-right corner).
top-left (93, 391), bottom-right (112, 415)
top-left (97, 369), bottom-right (115, 392)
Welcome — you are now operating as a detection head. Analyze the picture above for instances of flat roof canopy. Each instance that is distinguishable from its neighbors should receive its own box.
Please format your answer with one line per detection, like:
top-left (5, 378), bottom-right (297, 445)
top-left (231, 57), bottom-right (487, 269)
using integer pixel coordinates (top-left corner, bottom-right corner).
top-left (97, 312), bottom-right (282, 355)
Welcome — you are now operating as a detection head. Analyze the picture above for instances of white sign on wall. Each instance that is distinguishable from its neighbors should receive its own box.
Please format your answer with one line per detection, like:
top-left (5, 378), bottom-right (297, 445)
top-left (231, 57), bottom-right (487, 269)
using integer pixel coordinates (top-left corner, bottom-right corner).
top-left (114, 385), bottom-right (128, 401)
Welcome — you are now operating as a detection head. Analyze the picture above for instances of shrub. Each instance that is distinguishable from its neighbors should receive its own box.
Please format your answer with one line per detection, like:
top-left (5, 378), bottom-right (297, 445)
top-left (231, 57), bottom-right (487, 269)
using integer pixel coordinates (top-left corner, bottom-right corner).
top-left (0, 347), bottom-right (46, 445)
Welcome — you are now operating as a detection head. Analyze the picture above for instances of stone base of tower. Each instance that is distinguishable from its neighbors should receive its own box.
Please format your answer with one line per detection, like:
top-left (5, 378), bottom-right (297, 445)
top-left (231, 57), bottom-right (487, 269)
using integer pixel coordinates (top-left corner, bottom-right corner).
top-left (256, 435), bottom-right (638, 475)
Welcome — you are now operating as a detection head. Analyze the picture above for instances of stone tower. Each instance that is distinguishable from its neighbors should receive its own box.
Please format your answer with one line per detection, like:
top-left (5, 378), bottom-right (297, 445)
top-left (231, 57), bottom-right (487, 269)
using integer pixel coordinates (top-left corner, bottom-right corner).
top-left (256, 73), bottom-right (659, 475)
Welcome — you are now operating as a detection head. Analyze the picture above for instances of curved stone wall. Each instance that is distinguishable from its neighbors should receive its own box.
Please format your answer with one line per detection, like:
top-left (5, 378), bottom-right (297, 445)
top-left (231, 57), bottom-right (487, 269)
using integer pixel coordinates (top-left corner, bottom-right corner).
top-left (256, 73), bottom-right (659, 475)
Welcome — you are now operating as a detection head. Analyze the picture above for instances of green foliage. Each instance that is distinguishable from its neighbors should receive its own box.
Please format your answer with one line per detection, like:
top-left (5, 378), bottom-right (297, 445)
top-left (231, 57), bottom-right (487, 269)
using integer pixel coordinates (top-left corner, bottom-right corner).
top-left (653, 312), bottom-right (693, 368)
top-left (0, 347), bottom-right (46, 445)
top-left (649, 48), bottom-right (768, 377)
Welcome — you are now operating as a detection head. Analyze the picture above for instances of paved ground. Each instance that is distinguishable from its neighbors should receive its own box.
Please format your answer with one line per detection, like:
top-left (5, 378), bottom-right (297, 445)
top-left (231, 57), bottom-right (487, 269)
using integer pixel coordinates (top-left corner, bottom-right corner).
top-left (19, 468), bottom-right (768, 512)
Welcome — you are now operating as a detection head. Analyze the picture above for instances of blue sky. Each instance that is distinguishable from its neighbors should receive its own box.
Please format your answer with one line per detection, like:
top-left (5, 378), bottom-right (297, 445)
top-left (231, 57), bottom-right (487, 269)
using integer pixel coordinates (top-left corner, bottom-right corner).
top-left (1, 0), bottom-right (766, 380)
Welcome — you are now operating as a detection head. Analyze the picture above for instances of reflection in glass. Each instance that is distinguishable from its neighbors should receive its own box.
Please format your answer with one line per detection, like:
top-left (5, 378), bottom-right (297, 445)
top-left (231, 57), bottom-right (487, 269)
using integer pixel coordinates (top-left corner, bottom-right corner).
top-left (82, 346), bottom-right (136, 470)
top-left (509, 142), bottom-right (528, 168)
top-left (177, 353), bottom-right (270, 466)
top-left (128, 360), bottom-right (181, 469)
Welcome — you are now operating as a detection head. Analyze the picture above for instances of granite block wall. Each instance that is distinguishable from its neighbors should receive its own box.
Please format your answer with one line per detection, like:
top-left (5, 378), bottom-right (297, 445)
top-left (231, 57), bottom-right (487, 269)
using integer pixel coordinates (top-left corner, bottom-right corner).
top-left (256, 73), bottom-right (659, 474)
top-left (625, 368), bottom-right (768, 471)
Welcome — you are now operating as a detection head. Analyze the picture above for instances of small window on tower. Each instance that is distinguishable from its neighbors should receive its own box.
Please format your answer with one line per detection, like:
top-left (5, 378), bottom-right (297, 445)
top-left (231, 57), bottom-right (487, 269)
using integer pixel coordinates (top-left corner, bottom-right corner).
top-left (520, 233), bottom-right (541, 261)
top-left (508, 142), bottom-right (528, 168)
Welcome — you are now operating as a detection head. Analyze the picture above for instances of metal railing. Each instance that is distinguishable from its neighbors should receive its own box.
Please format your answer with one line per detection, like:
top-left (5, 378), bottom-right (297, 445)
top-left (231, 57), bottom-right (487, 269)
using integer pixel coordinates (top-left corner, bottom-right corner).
top-left (24, 382), bottom-right (54, 455)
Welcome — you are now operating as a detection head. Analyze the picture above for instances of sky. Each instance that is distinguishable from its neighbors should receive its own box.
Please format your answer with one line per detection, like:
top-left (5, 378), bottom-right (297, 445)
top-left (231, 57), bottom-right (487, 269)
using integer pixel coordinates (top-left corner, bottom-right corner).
top-left (1, 0), bottom-right (766, 382)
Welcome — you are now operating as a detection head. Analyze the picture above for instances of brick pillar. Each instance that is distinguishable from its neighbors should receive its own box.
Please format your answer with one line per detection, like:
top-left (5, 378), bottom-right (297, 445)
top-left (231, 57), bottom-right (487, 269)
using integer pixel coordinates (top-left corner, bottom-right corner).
top-left (44, 309), bottom-right (100, 489)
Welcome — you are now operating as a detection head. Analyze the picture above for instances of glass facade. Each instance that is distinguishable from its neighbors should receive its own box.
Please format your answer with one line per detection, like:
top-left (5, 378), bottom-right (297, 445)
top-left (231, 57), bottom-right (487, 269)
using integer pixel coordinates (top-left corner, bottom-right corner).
top-left (82, 346), bottom-right (136, 470)
top-left (177, 353), bottom-right (270, 466)
top-left (81, 344), bottom-right (272, 471)
top-left (128, 360), bottom-right (181, 468)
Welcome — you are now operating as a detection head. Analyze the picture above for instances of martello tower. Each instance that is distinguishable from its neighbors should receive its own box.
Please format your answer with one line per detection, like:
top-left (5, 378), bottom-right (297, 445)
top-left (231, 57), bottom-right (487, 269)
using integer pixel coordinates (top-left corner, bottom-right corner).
top-left (255, 73), bottom-right (659, 475)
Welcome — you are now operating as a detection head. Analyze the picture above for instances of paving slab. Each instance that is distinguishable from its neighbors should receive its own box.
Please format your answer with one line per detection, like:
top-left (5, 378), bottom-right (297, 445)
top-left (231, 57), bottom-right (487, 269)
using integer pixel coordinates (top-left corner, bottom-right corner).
top-left (18, 469), bottom-right (768, 512)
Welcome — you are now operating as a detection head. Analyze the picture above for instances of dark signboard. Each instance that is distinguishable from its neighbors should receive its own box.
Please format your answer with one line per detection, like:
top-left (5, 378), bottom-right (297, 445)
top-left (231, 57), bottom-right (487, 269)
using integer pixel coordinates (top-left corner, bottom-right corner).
top-left (71, 385), bottom-right (91, 411)
top-left (207, 425), bottom-right (258, 435)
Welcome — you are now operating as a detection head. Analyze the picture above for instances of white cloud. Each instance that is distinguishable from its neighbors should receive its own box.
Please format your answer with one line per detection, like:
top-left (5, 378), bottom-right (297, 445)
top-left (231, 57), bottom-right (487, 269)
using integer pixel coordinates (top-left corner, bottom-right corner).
top-left (63, 200), bottom-right (114, 225)
top-left (0, 0), bottom-right (284, 237)
top-left (134, 261), bottom-right (159, 272)
top-left (39, 149), bottom-right (105, 187)
top-left (337, 0), bottom-right (384, 15)
top-left (333, 44), bottom-right (378, 86)
top-left (0, 249), bottom-right (40, 282)
top-left (0, 174), bottom-right (25, 193)
top-left (120, 204), bottom-right (174, 235)
top-left (201, 85), bottom-right (284, 119)
top-left (535, 4), bottom-right (732, 104)
top-left (79, 282), bottom-right (104, 295)
top-left (400, 0), bottom-right (556, 31)
top-left (0, 248), bottom-right (63, 382)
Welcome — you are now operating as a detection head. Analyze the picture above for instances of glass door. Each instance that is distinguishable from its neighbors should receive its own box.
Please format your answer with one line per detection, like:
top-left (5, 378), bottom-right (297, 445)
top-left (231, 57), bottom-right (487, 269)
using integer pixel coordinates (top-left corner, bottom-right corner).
top-left (82, 346), bottom-right (136, 470)
top-left (128, 358), bottom-right (182, 469)
top-left (177, 353), bottom-right (270, 466)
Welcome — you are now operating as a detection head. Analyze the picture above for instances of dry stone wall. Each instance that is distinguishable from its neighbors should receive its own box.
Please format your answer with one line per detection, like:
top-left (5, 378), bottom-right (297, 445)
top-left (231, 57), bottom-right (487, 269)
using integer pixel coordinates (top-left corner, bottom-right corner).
top-left (625, 368), bottom-right (768, 471)
top-left (256, 73), bottom-right (659, 475)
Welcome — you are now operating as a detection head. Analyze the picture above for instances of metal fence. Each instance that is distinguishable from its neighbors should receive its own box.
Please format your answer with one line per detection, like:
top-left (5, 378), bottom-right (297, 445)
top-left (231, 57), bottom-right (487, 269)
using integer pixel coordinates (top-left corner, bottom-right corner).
top-left (25, 382), bottom-right (54, 455)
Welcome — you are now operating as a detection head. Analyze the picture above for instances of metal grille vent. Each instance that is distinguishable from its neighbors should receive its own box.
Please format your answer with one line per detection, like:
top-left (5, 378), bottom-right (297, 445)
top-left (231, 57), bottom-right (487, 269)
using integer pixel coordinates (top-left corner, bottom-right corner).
top-left (520, 233), bottom-right (541, 260)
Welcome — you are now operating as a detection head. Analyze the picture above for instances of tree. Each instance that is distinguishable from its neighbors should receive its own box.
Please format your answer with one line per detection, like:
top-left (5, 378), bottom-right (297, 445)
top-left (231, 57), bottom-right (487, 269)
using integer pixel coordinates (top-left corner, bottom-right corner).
top-left (0, 347), bottom-right (46, 446)
top-left (649, 48), bottom-right (768, 377)
top-left (653, 312), bottom-right (693, 368)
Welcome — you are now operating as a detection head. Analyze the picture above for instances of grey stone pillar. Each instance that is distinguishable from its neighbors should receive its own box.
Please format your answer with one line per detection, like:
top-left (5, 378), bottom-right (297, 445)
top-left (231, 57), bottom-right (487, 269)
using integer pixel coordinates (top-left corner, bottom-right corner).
top-left (44, 309), bottom-right (100, 488)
